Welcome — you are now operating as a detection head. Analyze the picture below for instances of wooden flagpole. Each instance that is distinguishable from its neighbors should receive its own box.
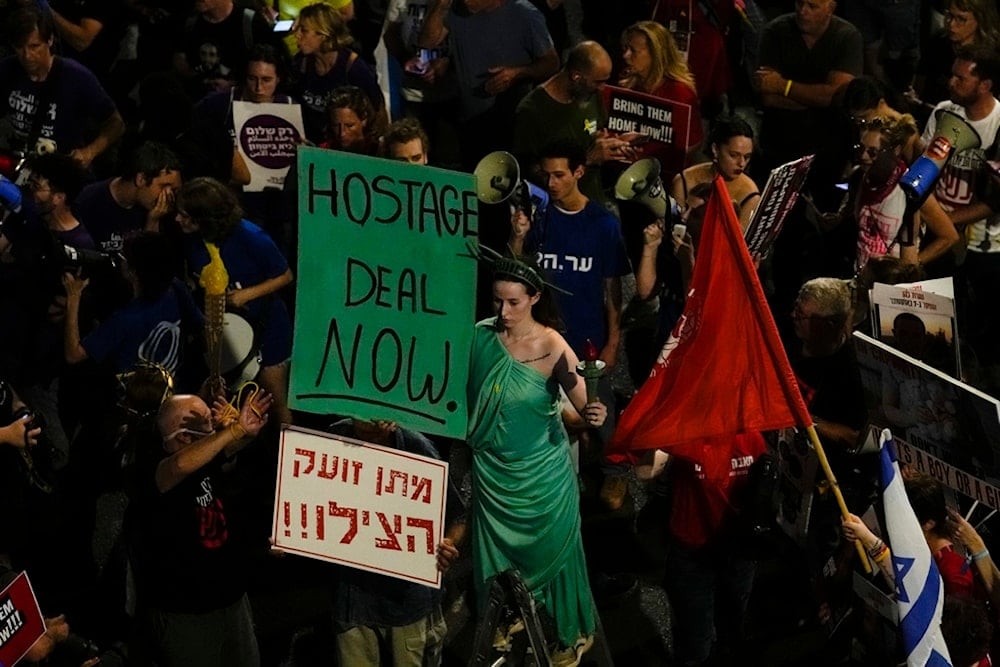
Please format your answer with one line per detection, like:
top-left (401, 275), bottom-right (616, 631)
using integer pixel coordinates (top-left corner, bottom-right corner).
top-left (806, 425), bottom-right (871, 573)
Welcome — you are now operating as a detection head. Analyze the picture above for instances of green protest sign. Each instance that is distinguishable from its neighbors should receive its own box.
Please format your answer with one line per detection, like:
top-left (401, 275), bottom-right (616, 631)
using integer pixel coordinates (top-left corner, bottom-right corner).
top-left (290, 146), bottom-right (479, 438)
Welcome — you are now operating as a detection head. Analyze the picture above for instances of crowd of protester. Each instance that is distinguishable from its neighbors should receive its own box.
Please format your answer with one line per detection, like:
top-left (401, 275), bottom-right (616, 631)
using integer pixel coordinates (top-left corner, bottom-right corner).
top-left (1, 0), bottom-right (1000, 665)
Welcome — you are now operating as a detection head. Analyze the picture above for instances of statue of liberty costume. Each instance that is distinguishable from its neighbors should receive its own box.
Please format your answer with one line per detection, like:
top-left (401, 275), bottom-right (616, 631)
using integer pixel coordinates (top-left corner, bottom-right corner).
top-left (466, 318), bottom-right (596, 648)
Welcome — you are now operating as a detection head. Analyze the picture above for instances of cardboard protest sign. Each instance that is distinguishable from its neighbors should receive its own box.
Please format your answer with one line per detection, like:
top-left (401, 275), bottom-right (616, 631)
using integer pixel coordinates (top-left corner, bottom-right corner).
top-left (290, 147), bottom-right (478, 438)
top-left (862, 425), bottom-right (1000, 509)
top-left (272, 426), bottom-right (449, 587)
top-left (233, 101), bottom-right (305, 192)
top-left (743, 155), bottom-right (814, 257)
top-left (853, 332), bottom-right (1000, 481)
top-left (771, 429), bottom-right (820, 546)
top-left (0, 572), bottom-right (45, 667)
top-left (870, 282), bottom-right (960, 378)
top-left (895, 277), bottom-right (954, 300)
top-left (601, 84), bottom-right (692, 148)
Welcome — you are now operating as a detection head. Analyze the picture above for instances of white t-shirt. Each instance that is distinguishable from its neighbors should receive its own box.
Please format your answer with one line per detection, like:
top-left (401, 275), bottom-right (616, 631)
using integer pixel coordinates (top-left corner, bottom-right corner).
top-left (921, 98), bottom-right (1000, 251)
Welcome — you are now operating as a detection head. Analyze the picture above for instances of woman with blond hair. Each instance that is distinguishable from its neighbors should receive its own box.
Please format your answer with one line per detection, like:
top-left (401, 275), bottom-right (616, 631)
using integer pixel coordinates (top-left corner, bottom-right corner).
top-left (291, 2), bottom-right (384, 143)
top-left (842, 77), bottom-right (960, 269)
top-left (618, 20), bottom-right (703, 183)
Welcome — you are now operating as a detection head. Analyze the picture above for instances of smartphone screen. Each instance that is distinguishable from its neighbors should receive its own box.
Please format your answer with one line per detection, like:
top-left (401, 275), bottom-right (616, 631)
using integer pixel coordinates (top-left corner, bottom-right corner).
top-left (273, 19), bottom-right (294, 33)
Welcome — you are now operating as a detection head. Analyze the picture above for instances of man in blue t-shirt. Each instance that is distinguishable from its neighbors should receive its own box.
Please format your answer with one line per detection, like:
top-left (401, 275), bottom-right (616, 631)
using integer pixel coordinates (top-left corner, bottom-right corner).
top-left (510, 141), bottom-right (632, 510)
top-left (510, 142), bottom-right (628, 368)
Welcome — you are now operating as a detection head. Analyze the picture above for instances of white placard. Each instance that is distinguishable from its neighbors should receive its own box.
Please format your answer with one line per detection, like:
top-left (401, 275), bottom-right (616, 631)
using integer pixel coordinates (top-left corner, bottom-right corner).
top-left (233, 100), bottom-right (305, 192)
top-left (272, 426), bottom-right (448, 588)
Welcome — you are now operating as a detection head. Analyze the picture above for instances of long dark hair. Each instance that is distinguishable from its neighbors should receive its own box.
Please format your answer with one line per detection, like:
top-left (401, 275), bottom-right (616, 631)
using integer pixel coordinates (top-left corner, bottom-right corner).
top-left (493, 267), bottom-right (563, 331)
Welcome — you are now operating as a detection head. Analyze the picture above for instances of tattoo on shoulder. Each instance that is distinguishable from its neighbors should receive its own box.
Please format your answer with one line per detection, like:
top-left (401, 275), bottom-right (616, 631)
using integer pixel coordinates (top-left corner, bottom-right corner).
top-left (518, 352), bottom-right (551, 364)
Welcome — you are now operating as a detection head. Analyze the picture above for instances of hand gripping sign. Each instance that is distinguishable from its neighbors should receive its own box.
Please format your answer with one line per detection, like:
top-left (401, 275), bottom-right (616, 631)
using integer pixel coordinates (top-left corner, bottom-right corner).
top-left (272, 426), bottom-right (449, 587)
top-left (233, 101), bottom-right (305, 192)
top-left (0, 572), bottom-right (45, 667)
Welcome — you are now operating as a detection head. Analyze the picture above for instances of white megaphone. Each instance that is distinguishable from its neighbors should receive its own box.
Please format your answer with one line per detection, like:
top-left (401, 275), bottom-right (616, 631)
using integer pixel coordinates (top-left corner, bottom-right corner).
top-left (474, 150), bottom-right (550, 224)
top-left (899, 109), bottom-right (981, 203)
top-left (474, 150), bottom-right (520, 204)
top-left (614, 158), bottom-right (668, 218)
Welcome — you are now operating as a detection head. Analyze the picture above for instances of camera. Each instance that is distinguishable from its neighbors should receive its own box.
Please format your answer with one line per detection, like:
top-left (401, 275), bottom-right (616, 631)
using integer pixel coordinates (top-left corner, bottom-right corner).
top-left (11, 405), bottom-right (58, 493)
top-left (0, 147), bottom-right (25, 181)
top-left (58, 243), bottom-right (122, 274)
top-left (12, 405), bottom-right (45, 432)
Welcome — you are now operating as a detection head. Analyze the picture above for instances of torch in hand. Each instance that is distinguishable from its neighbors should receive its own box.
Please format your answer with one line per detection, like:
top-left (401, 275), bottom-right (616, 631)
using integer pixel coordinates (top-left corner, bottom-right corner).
top-left (200, 242), bottom-right (229, 397)
top-left (576, 338), bottom-right (606, 403)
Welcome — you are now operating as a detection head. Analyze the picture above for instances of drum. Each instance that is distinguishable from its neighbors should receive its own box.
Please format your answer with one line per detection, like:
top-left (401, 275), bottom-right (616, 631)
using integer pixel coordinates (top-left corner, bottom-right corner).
top-left (217, 311), bottom-right (262, 386)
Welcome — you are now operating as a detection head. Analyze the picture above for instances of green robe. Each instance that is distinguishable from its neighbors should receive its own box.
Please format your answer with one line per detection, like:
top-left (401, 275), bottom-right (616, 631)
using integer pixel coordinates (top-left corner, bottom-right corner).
top-left (466, 319), bottom-right (596, 647)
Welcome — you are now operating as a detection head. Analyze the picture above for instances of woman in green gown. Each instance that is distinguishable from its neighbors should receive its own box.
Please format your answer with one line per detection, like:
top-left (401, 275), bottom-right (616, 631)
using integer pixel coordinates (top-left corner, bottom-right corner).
top-left (466, 259), bottom-right (607, 664)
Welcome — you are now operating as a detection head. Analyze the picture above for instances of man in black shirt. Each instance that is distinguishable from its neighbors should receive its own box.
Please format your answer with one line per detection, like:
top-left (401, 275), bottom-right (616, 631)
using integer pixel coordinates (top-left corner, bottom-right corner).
top-left (133, 389), bottom-right (272, 667)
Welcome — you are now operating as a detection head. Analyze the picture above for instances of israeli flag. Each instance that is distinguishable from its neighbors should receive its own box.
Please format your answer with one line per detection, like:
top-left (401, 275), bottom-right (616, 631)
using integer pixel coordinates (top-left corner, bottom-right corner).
top-left (879, 429), bottom-right (953, 667)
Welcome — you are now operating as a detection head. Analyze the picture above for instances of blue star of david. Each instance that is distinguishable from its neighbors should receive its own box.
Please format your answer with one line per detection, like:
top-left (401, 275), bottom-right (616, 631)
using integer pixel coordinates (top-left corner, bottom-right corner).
top-left (894, 556), bottom-right (915, 603)
top-left (926, 649), bottom-right (950, 666)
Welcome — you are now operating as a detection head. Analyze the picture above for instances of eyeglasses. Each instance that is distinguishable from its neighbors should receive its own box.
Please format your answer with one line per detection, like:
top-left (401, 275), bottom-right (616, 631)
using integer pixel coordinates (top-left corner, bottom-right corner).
top-left (944, 12), bottom-right (971, 24)
top-left (791, 308), bottom-right (838, 325)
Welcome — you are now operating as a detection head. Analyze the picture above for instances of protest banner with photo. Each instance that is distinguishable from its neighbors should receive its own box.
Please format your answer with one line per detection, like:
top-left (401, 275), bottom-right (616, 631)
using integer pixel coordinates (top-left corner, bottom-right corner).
top-left (895, 277), bottom-right (954, 300)
top-left (0, 572), bottom-right (45, 667)
top-left (233, 101), bottom-right (305, 192)
top-left (853, 332), bottom-right (1000, 482)
top-left (870, 282), bottom-right (960, 378)
top-left (600, 84), bottom-right (692, 148)
top-left (290, 147), bottom-right (478, 439)
top-left (861, 425), bottom-right (1000, 509)
top-left (272, 426), bottom-right (449, 587)
top-left (771, 429), bottom-right (820, 546)
top-left (743, 155), bottom-right (815, 257)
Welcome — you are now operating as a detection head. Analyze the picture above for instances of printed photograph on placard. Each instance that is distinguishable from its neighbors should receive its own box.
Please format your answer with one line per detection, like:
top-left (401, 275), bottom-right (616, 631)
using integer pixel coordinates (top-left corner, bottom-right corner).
top-left (854, 332), bottom-right (1000, 483)
top-left (870, 282), bottom-right (959, 379)
top-left (771, 428), bottom-right (820, 546)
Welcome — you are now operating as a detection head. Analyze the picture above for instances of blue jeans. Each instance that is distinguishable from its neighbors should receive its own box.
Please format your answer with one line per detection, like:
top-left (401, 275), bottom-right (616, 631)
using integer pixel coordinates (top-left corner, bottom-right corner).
top-left (663, 541), bottom-right (756, 665)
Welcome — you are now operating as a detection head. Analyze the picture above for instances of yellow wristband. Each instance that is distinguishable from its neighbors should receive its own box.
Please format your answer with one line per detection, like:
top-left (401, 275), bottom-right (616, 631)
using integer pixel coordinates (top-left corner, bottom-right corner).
top-left (784, 80), bottom-right (793, 97)
top-left (229, 423), bottom-right (247, 441)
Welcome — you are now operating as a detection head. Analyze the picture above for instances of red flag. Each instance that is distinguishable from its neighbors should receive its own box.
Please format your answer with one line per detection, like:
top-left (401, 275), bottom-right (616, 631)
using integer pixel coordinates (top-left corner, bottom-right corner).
top-left (610, 175), bottom-right (811, 467)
